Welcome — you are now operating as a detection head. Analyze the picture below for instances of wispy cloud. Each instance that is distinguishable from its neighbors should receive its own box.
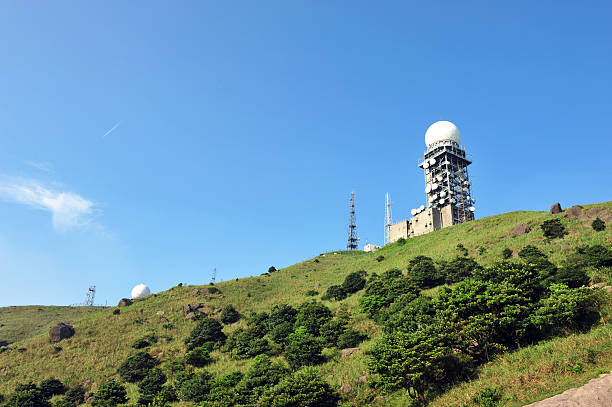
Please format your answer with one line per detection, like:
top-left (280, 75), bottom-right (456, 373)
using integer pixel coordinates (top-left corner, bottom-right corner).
top-left (25, 160), bottom-right (54, 172)
top-left (0, 176), bottom-right (97, 232)
top-left (102, 121), bottom-right (122, 138)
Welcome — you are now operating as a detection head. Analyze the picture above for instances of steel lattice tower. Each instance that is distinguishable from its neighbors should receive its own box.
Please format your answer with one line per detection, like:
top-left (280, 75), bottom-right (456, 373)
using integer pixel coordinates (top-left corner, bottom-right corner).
top-left (384, 193), bottom-right (392, 245)
top-left (85, 286), bottom-right (96, 306)
top-left (347, 192), bottom-right (359, 250)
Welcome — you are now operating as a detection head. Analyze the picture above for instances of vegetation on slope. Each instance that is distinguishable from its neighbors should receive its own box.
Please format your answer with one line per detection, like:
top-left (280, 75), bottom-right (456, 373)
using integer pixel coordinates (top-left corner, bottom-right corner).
top-left (0, 202), bottom-right (610, 406)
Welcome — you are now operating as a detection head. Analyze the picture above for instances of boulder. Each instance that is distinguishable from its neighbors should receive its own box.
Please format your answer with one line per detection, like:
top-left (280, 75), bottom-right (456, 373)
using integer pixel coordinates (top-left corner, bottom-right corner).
top-left (565, 206), bottom-right (582, 219)
top-left (314, 283), bottom-right (321, 289)
top-left (117, 298), bottom-right (133, 307)
top-left (50, 323), bottom-right (75, 342)
top-left (341, 347), bottom-right (361, 357)
top-left (550, 203), bottom-right (562, 214)
top-left (358, 375), bottom-right (369, 384)
top-left (509, 224), bottom-right (531, 238)
top-left (340, 383), bottom-right (352, 393)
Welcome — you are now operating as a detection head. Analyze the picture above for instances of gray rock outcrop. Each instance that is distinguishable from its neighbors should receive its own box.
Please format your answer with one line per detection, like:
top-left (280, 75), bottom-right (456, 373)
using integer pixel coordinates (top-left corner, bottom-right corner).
top-left (50, 322), bottom-right (75, 342)
top-left (550, 202), bottom-right (562, 214)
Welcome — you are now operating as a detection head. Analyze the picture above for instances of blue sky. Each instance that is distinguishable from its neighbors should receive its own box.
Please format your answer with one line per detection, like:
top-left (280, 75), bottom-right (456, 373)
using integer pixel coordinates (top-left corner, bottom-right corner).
top-left (0, 2), bottom-right (610, 306)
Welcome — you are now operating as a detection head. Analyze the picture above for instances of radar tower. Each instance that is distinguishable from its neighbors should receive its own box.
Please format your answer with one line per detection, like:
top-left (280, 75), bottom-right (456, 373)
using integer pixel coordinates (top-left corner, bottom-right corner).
top-left (347, 192), bottom-right (359, 250)
top-left (85, 285), bottom-right (96, 306)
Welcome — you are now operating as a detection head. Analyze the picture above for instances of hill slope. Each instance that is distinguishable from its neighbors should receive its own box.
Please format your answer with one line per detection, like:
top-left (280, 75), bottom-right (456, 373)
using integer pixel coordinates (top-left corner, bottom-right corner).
top-left (0, 202), bottom-right (610, 406)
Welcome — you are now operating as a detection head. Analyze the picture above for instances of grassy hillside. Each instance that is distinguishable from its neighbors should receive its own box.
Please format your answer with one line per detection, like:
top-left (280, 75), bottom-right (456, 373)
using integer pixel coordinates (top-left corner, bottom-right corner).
top-left (0, 306), bottom-right (104, 346)
top-left (0, 202), bottom-right (610, 406)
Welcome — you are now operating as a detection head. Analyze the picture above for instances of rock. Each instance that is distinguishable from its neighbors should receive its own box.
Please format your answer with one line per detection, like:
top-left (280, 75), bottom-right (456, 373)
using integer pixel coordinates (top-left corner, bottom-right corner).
top-left (79, 380), bottom-right (93, 389)
top-left (156, 311), bottom-right (165, 315)
top-left (565, 206), bottom-right (582, 219)
top-left (341, 347), bottom-right (361, 357)
top-left (604, 286), bottom-right (612, 294)
top-left (523, 370), bottom-right (612, 406)
top-left (84, 393), bottom-right (93, 404)
top-left (340, 383), bottom-right (352, 393)
top-left (314, 283), bottom-right (321, 289)
top-left (358, 375), bottom-right (369, 383)
top-left (184, 303), bottom-right (204, 314)
top-left (185, 312), bottom-right (196, 320)
top-left (50, 323), bottom-right (75, 342)
top-left (550, 202), bottom-right (562, 214)
top-left (509, 224), bottom-right (531, 238)
top-left (117, 298), bottom-right (133, 307)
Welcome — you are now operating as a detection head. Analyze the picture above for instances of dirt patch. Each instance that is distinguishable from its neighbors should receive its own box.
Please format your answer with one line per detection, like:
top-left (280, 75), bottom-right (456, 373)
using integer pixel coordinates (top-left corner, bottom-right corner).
top-left (523, 370), bottom-right (612, 406)
top-left (508, 224), bottom-right (531, 238)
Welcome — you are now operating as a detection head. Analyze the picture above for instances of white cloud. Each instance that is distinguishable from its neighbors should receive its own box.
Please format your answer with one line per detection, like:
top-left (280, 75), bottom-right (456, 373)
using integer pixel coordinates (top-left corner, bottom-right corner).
top-left (25, 161), bottom-right (54, 172)
top-left (0, 177), bottom-right (96, 232)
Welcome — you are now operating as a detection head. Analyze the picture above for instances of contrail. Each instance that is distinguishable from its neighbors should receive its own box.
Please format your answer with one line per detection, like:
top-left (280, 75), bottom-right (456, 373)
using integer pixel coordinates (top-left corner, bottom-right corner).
top-left (102, 121), bottom-right (122, 138)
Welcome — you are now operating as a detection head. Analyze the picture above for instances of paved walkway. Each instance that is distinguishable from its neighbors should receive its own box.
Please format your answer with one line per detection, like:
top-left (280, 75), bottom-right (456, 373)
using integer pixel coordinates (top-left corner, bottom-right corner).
top-left (523, 371), bottom-right (612, 407)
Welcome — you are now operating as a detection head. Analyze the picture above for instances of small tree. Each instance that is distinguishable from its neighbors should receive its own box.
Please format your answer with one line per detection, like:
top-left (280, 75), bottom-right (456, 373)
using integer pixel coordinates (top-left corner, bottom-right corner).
top-left (456, 243), bottom-right (468, 256)
top-left (284, 327), bottom-right (323, 369)
top-left (39, 378), bottom-right (65, 399)
top-left (540, 218), bottom-right (567, 239)
top-left (258, 368), bottom-right (340, 407)
top-left (92, 380), bottom-right (127, 406)
top-left (342, 272), bottom-right (366, 293)
top-left (268, 266), bottom-right (277, 273)
top-left (322, 285), bottom-right (347, 301)
top-left (221, 304), bottom-right (241, 324)
top-left (502, 248), bottom-right (513, 259)
top-left (376, 255), bottom-right (385, 262)
top-left (407, 256), bottom-right (443, 288)
top-left (117, 351), bottom-right (159, 383)
top-left (176, 371), bottom-right (214, 402)
top-left (185, 346), bottom-right (213, 367)
top-left (592, 217), bottom-right (606, 231)
top-left (138, 368), bottom-right (167, 405)
top-left (55, 385), bottom-right (85, 407)
top-left (184, 317), bottom-right (227, 350)
top-left (4, 384), bottom-right (50, 407)
top-left (294, 302), bottom-right (333, 336)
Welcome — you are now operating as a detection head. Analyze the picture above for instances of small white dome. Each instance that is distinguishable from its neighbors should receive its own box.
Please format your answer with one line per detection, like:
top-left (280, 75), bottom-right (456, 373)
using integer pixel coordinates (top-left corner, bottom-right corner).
top-left (131, 284), bottom-right (151, 299)
top-left (425, 121), bottom-right (461, 147)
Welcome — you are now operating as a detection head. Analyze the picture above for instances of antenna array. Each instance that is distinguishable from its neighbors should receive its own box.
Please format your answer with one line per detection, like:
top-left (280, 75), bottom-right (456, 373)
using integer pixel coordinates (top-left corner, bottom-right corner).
top-left (85, 285), bottom-right (96, 306)
top-left (211, 268), bottom-right (217, 284)
top-left (347, 192), bottom-right (360, 250)
top-left (384, 193), bottom-right (392, 245)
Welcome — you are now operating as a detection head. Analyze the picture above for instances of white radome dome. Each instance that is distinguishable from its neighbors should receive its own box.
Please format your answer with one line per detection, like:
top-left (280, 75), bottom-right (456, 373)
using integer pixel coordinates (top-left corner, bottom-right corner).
top-left (131, 284), bottom-right (151, 299)
top-left (425, 121), bottom-right (461, 147)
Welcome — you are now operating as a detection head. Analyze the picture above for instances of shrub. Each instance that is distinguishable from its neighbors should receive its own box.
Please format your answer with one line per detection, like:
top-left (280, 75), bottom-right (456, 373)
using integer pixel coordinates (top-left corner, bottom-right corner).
top-left (269, 321), bottom-right (294, 347)
top-left (342, 272), bottom-right (366, 293)
top-left (138, 368), bottom-right (167, 405)
top-left (322, 285), bottom-right (347, 301)
top-left (92, 380), bottom-right (127, 406)
top-left (268, 266), bottom-right (277, 273)
top-left (540, 218), bottom-right (567, 239)
top-left (579, 245), bottom-right (612, 268)
top-left (518, 245), bottom-right (557, 286)
top-left (112, 308), bottom-right (120, 315)
top-left (40, 378), bottom-right (65, 399)
top-left (439, 256), bottom-right (482, 284)
top-left (359, 295), bottom-right (387, 318)
top-left (407, 256), bottom-right (443, 288)
top-left (152, 385), bottom-right (177, 405)
top-left (176, 370), bottom-right (214, 402)
top-left (4, 383), bottom-right (50, 407)
top-left (396, 237), bottom-right (406, 245)
top-left (268, 304), bottom-right (298, 328)
top-left (258, 368), bottom-right (340, 407)
top-left (337, 328), bottom-right (366, 349)
top-left (381, 295), bottom-right (435, 333)
top-left (592, 217), bottom-right (606, 231)
top-left (295, 302), bottom-right (333, 336)
top-left (478, 246), bottom-right (487, 255)
top-left (457, 243), bottom-right (468, 256)
top-left (502, 248), bottom-right (512, 259)
top-left (319, 319), bottom-right (347, 347)
top-left (234, 355), bottom-right (289, 404)
top-left (117, 351), bottom-right (159, 383)
top-left (304, 290), bottom-right (318, 296)
top-left (231, 326), bottom-right (271, 359)
top-left (472, 387), bottom-right (503, 407)
top-left (185, 346), bottom-right (213, 367)
top-left (376, 255), bottom-right (385, 262)
top-left (555, 266), bottom-right (590, 288)
top-left (184, 317), bottom-right (227, 350)
top-left (285, 327), bottom-right (323, 369)
top-left (55, 385), bottom-right (85, 407)
top-left (132, 334), bottom-right (157, 349)
top-left (220, 304), bottom-right (241, 324)
top-left (247, 311), bottom-right (270, 332)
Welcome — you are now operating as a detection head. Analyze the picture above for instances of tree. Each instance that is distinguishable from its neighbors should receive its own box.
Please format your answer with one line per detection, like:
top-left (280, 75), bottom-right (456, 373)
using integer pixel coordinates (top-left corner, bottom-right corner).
top-left (579, 245), bottom-right (612, 268)
top-left (4, 383), bottom-right (50, 407)
top-left (185, 346), bottom-right (213, 367)
top-left (555, 266), bottom-right (590, 288)
top-left (502, 248), bottom-right (513, 259)
top-left (176, 370), bottom-right (214, 402)
top-left (407, 256), bottom-right (443, 288)
top-left (220, 304), bottom-right (241, 324)
top-left (234, 355), bottom-right (289, 405)
top-left (184, 317), bottom-right (227, 350)
top-left (439, 256), bottom-right (482, 284)
top-left (138, 368), bottom-right (167, 405)
top-left (258, 368), bottom-right (340, 407)
top-left (92, 380), bottom-right (127, 407)
top-left (540, 218), bottom-right (567, 239)
top-left (268, 266), bottom-right (277, 273)
top-left (267, 304), bottom-right (297, 329)
top-left (294, 302), bottom-right (332, 336)
top-left (54, 385), bottom-right (85, 407)
top-left (284, 327), bottom-right (323, 369)
top-left (591, 217), bottom-right (606, 231)
top-left (322, 285), bottom-right (347, 301)
top-left (39, 378), bottom-right (65, 399)
top-left (117, 351), bottom-right (159, 383)
top-left (342, 272), bottom-right (366, 293)
top-left (231, 326), bottom-right (271, 359)
top-left (319, 319), bottom-right (347, 347)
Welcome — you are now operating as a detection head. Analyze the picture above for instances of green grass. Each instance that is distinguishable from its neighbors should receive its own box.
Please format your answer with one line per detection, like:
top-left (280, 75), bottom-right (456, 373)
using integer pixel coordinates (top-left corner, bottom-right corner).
top-left (0, 201), bottom-right (610, 406)
top-left (0, 305), bottom-right (105, 345)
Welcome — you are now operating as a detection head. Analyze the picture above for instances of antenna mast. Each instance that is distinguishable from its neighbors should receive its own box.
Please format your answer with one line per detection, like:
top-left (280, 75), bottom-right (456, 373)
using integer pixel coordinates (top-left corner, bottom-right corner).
top-left (384, 193), bottom-right (393, 245)
top-left (211, 268), bottom-right (217, 284)
top-left (85, 285), bottom-right (96, 306)
top-left (347, 192), bottom-right (359, 250)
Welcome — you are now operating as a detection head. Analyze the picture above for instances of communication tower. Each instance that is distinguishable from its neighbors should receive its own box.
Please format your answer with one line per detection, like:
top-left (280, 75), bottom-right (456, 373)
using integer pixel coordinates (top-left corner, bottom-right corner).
top-left (384, 193), bottom-right (392, 245)
top-left (211, 268), bottom-right (217, 284)
top-left (85, 285), bottom-right (96, 306)
top-left (347, 192), bottom-right (359, 250)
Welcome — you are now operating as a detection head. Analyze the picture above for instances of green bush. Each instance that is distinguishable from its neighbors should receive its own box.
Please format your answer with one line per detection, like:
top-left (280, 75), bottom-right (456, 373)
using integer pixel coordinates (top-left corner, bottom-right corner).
top-left (117, 351), bottom-right (160, 383)
top-left (322, 285), bottom-right (347, 301)
top-left (439, 256), bottom-right (482, 284)
top-left (185, 346), bottom-right (213, 367)
top-left (230, 326), bottom-right (271, 359)
top-left (555, 266), bottom-right (590, 288)
top-left (592, 217), bottom-right (606, 231)
top-left (478, 246), bottom-right (487, 255)
top-left (92, 380), bottom-right (127, 406)
top-left (472, 387), bottom-right (503, 407)
top-left (234, 355), bottom-right (289, 404)
top-left (220, 304), bottom-right (241, 324)
top-left (269, 321), bottom-right (294, 347)
top-left (40, 378), bottom-right (65, 399)
top-left (132, 334), bottom-right (157, 349)
top-left (304, 290), bottom-right (318, 296)
top-left (258, 368), bottom-right (340, 407)
top-left (176, 370), bottom-right (214, 402)
top-left (268, 266), bottom-right (277, 273)
top-left (540, 218), bottom-right (567, 239)
top-left (342, 272), bottom-right (366, 293)
top-left (184, 317), bottom-right (227, 350)
top-left (396, 237), bottom-right (406, 245)
top-left (337, 328), bottom-right (366, 349)
top-left (4, 383), bottom-right (50, 407)
top-left (502, 248), bottom-right (512, 259)
top-left (457, 243), bottom-right (468, 256)
top-left (151, 385), bottom-right (177, 405)
top-left (137, 368), bottom-right (167, 405)
top-left (284, 327), bottom-right (323, 369)
top-left (247, 311), bottom-right (270, 332)
top-left (579, 245), bottom-right (612, 268)
top-left (381, 295), bottom-right (435, 333)
top-left (319, 319), bottom-right (347, 347)
top-left (376, 255), bottom-right (385, 262)
top-left (294, 302), bottom-right (333, 336)
top-left (54, 385), bottom-right (85, 407)
top-left (267, 304), bottom-right (297, 329)
top-left (407, 256), bottom-right (443, 288)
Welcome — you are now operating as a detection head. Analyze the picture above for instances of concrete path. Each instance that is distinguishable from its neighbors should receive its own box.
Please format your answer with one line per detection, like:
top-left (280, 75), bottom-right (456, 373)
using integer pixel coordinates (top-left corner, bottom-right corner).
top-left (523, 371), bottom-right (612, 407)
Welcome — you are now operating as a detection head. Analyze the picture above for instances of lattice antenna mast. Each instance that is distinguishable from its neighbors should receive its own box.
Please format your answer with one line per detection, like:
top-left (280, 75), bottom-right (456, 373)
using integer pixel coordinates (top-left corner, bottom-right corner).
top-left (211, 268), bottom-right (217, 284)
top-left (384, 193), bottom-right (393, 245)
top-left (85, 286), bottom-right (96, 306)
top-left (347, 192), bottom-right (360, 250)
